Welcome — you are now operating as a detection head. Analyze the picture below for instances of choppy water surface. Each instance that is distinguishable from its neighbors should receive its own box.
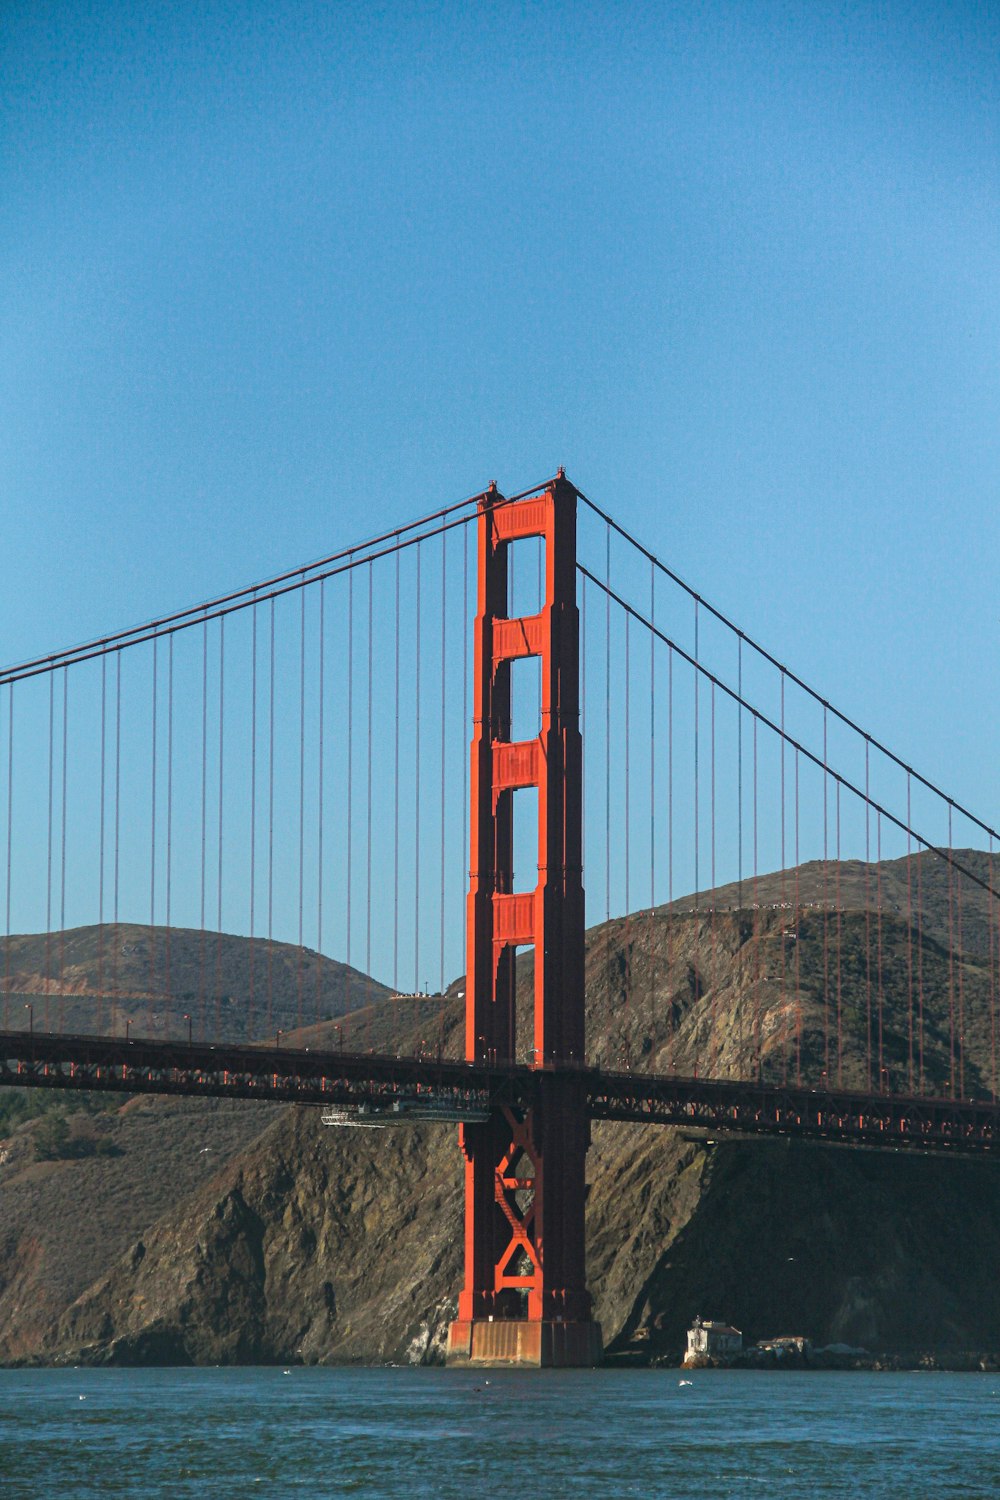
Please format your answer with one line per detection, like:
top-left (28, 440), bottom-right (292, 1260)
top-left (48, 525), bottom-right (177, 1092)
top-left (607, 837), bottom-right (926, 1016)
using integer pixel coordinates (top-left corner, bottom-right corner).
top-left (2, 1366), bottom-right (999, 1498)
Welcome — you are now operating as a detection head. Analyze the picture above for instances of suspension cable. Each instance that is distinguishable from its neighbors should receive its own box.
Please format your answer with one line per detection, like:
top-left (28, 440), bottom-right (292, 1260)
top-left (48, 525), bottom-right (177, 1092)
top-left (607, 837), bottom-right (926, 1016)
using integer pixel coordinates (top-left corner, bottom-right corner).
top-left (59, 668), bottom-right (68, 1031)
top-left (297, 588), bottom-right (307, 1033)
top-left (214, 617), bottom-right (225, 1039)
top-left (166, 634), bottom-right (174, 1023)
top-left (317, 580), bottom-right (325, 1027)
top-left (577, 565), bottom-right (999, 901)
top-left (45, 673), bottom-right (54, 1025)
top-left (249, 599), bottom-right (257, 1037)
top-left (0, 482), bottom-right (563, 697)
top-left (97, 658), bottom-right (106, 1030)
top-left (576, 489), bottom-right (1000, 844)
top-left (149, 641), bottom-right (157, 1034)
top-left (4, 686), bottom-right (12, 1018)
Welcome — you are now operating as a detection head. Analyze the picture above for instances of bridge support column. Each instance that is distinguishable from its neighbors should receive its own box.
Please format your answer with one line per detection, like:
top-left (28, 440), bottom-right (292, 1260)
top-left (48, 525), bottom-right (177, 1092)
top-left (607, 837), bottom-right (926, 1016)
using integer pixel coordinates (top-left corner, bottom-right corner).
top-left (447, 473), bottom-right (602, 1369)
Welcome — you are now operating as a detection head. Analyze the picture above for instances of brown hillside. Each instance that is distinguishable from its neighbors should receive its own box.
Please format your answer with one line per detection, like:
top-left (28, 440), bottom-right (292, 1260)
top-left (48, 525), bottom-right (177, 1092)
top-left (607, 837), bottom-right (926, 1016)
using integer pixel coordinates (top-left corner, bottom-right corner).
top-left (0, 923), bottom-right (389, 1043)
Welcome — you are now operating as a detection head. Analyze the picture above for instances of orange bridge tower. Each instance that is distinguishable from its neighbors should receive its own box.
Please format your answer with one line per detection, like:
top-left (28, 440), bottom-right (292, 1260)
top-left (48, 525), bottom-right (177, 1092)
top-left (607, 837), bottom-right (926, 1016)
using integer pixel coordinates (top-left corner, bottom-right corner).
top-left (447, 472), bottom-right (603, 1368)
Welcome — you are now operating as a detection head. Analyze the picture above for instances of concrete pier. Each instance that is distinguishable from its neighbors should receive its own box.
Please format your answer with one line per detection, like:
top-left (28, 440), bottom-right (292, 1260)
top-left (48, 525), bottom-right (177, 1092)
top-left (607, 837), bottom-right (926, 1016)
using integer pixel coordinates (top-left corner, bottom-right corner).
top-left (446, 1319), bottom-right (603, 1368)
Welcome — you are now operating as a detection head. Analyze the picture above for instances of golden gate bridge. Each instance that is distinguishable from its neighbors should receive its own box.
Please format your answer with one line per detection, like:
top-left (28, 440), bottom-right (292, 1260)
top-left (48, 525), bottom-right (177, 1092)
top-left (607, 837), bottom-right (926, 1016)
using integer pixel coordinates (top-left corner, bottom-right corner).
top-left (0, 472), bottom-right (997, 1365)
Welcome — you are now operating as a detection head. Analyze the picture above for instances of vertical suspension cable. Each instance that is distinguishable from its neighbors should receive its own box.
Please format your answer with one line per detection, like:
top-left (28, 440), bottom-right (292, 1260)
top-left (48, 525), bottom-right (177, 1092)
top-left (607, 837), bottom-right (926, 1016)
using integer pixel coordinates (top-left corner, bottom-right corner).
top-left (605, 523), bottom-right (611, 1016)
top-left (113, 653), bottom-right (121, 1014)
top-left (693, 602), bottom-right (699, 913)
top-left (753, 716), bottom-right (760, 1077)
top-left (97, 657), bottom-right (106, 1032)
top-left (668, 643), bottom-right (674, 1065)
top-left (366, 561), bottom-right (374, 1045)
top-left (623, 610), bottom-right (631, 1067)
top-left (249, 601), bottom-right (258, 1039)
top-left (780, 674), bottom-right (787, 1085)
top-left (989, 831), bottom-right (997, 1102)
top-left (916, 831), bottom-right (924, 1091)
top-left (877, 810), bottom-right (884, 1092)
top-left (822, 707), bottom-right (829, 1085)
top-left (906, 773), bottom-right (914, 1093)
top-left (836, 781), bottom-right (842, 1088)
top-left (956, 824), bottom-right (965, 1099)
top-left (710, 680), bottom-right (716, 895)
top-left (649, 560), bottom-right (656, 1066)
top-left (45, 672), bottom-right (54, 1026)
top-left (414, 546), bottom-right (421, 998)
top-left (347, 566), bottom-right (355, 1024)
top-left (199, 618), bottom-right (208, 1034)
top-left (865, 742), bottom-right (872, 1093)
top-left (4, 685), bottom-right (12, 1024)
top-left (149, 639), bottom-right (157, 1034)
top-left (317, 580), bottom-right (325, 1028)
top-left (394, 550), bottom-right (401, 996)
top-left (267, 598), bottom-right (276, 1041)
top-left (737, 639), bottom-right (743, 912)
top-left (166, 634), bottom-right (174, 1024)
top-left (439, 533), bottom-right (447, 1050)
top-left (710, 677), bottom-right (716, 1072)
top-left (794, 747), bottom-right (801, 1086)
top-left (59, 668), bottom-right (68, 1031)
top-left (948, 803), bottom-right (955, 1095)
top-left (297, 587), bottom-right (307, 1033)
top-left (692, 603), bottom-right (700, 1078)
top-left (215, 616), bottom-right (225, 1038)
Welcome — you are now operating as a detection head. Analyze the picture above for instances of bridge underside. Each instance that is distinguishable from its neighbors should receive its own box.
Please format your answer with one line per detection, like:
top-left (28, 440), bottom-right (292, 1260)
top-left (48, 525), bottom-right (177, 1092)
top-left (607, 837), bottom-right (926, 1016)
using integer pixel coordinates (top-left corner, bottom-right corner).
top-left (3, 1030), bottom-right (1000, 1157)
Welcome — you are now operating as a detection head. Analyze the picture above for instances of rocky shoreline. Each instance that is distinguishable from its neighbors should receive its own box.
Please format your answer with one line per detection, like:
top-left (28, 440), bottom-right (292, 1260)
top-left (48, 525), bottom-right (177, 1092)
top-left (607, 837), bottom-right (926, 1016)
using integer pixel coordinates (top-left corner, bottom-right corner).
top-left (667, 1348), bottom-right (1000, 1373)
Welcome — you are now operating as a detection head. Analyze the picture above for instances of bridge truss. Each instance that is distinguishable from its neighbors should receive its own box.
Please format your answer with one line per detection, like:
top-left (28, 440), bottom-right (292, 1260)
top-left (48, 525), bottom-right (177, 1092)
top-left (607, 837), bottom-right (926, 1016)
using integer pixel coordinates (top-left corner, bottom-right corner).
top-left (4, 1030), bottom-right (1000, 1155)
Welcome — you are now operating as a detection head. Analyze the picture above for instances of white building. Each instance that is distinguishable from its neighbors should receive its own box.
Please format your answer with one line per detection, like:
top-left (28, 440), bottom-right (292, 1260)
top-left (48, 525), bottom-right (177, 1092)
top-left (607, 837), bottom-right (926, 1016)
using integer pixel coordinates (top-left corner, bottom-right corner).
top-left (686, 1316), bottom-right (743, 1361)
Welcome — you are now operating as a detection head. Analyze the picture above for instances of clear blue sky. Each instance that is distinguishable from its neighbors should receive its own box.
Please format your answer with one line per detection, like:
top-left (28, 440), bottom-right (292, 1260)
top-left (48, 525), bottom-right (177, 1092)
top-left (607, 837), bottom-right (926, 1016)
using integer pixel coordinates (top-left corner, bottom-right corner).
top-left (3, 0), bottom-right (998, 829)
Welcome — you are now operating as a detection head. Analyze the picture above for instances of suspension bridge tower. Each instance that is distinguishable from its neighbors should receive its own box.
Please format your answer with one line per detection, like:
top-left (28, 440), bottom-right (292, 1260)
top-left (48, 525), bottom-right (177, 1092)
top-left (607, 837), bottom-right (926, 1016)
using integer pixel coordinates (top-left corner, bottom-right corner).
top-left (447, 472), bottom-right (603, 1368)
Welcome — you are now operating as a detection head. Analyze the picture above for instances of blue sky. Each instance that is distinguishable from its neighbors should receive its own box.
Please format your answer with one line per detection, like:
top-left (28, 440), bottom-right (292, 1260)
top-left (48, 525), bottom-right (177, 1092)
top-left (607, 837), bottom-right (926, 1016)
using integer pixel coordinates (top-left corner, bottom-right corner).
top-left (2, 0), bottom-right (998, 874)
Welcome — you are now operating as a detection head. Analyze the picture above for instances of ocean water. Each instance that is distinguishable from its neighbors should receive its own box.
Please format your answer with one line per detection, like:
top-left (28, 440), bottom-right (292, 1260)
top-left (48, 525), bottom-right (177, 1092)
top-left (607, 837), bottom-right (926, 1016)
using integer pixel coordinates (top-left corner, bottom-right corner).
top-left (1, 1366), bottom-right (999, 1498)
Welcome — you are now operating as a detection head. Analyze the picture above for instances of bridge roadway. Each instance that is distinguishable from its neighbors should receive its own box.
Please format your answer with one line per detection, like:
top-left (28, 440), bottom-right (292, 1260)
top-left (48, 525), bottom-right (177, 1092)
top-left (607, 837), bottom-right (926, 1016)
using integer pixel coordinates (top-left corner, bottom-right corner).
top-left (1, 1029), bottom-right (999, 1155)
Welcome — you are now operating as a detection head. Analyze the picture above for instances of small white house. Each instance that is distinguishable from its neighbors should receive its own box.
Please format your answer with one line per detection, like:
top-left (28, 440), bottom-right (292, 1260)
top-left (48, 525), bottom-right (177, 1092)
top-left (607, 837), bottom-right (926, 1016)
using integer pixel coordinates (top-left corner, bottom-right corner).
top-left (686, 1316), bottom-right (743, 1361)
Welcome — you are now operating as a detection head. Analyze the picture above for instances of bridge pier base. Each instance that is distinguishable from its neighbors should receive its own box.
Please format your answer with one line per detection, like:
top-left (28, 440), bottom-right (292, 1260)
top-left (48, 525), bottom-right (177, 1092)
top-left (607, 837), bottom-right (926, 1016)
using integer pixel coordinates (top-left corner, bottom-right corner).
top-left (446, 1318), bottom-right (603, 1368)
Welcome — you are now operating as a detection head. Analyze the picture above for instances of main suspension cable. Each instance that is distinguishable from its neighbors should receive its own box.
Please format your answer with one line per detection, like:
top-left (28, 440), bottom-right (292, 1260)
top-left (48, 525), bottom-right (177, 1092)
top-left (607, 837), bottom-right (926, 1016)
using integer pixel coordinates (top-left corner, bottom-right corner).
top-left (576, 489), bottom-right (1000, 845)
top-left (578, 566), bottom-right (998, 901)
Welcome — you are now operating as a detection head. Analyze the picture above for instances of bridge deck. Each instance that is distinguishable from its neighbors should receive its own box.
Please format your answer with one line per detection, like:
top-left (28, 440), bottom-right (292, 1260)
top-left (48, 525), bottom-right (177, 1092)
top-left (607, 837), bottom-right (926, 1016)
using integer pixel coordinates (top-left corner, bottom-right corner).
top-left (1, 1030), bottom-right (999, 1156)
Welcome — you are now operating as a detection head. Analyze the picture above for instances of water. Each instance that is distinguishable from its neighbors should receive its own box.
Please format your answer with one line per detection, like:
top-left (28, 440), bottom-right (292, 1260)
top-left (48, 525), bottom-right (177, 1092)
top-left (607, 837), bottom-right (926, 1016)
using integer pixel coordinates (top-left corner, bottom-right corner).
top-left (2, 1367), bottom-right (999, 1498)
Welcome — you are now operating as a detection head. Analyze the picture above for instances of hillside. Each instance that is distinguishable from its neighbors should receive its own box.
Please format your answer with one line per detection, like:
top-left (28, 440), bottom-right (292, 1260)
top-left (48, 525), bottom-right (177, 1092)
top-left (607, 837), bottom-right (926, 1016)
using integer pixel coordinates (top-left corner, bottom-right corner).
top-left (2, 848), bottom-right (1000, 1366)
top-left (0, 923), bottom-right (389, 1043)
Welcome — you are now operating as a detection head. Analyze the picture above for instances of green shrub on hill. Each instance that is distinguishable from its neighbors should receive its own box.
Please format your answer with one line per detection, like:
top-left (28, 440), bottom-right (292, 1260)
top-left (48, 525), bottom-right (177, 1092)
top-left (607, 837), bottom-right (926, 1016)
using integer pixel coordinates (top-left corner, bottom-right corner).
top-left (32, 1111), bottom-right (120, 1161)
